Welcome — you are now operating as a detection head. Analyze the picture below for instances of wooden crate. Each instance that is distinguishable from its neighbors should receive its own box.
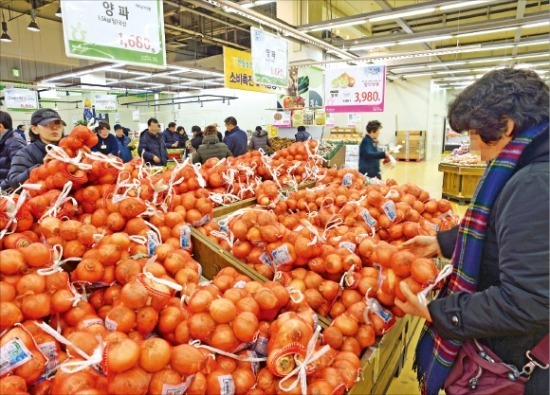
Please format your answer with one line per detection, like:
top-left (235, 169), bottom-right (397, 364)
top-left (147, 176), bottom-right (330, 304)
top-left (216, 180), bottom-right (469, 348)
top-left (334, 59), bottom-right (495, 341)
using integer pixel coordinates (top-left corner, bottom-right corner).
top-left (439, 163), bottom-right (485, 203)
top-left (460, 166), bottom-right (484, 199)
top-left (439, 163), bottom-right (461, 197)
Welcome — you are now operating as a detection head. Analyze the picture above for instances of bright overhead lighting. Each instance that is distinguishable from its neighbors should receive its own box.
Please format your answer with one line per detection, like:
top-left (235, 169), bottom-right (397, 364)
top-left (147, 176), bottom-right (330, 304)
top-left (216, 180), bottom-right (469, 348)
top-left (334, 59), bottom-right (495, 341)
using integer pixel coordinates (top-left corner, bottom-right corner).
top-left (522, 21), bottom-right (549, 29)
top-left (242, 0), bottom-right (275, 8)
top-left (439, 0), bottom-right (495, 11)
top-left (398, 35), bottom-right (453, 45)
top-left (352, 43), bottom-right (395, 51)
top-left (467, 57), bottom-right (511, 64)
top-left (308, 20), bottom-right (366, 32)
top-left (369, 7), bottom-right (435, 23)
top-left (456, 26), bottom-right (517, 38)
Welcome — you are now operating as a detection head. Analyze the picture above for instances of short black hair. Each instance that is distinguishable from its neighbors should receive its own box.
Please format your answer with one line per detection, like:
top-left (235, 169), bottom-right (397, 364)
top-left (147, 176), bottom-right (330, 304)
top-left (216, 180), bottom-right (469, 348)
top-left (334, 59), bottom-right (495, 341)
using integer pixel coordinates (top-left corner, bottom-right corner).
top-left (191, 125), bottom-right (202, 133)
top-left (297, 126), bottom-right (306, 132)
top-left (366, 120), bottom-right (382, 134)
top-left (168, 122), bottom-right (176, 128)
top-left (17, 124), bottom-right (24, 130)
top-left (255, 126), bottom-right (262, 132)
top-left (147, 117), bottom-right (159, 126)
top-left (177, 126), bottom-right (185, 132)
top-left (113, 124), bottom-right (122, 130)
top-left (0, 111), bottom-right (13, 130)
top-left (95, 121), bottom-right (110, 133)
top-left (224, 116), bottom-right (237, 126)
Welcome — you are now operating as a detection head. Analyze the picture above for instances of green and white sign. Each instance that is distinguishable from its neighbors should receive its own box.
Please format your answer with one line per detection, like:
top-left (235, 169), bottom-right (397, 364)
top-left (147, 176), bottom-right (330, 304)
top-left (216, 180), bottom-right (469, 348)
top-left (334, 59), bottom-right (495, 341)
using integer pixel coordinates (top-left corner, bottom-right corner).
top-left (4, 89), bottom-right (38, 111)
top-left (61, 0), bottom-right (166, 68)
top-left (250, 27), bottom-right (288, 88)
top-left (94, 94), bottom-right (117, 111)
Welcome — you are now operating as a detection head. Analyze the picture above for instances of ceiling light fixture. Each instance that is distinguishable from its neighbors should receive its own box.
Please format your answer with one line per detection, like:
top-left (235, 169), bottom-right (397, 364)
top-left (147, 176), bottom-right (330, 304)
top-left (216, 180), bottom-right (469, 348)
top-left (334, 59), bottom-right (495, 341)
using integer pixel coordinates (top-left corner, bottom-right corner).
top-left (242, 0), bottom-right (276, 9)
top-left (0, 20), bottom-right (11, 43)
top-left (352, 43), bottom-right (396, 51)
top-left (455, 26), bottom-right (517, 38)
top-left (522, 21), bottom-right (549, 29)
top-left (28, 9), bottom-right (40, 32)
top-left (398, 35), bottom-right (453, 45)
top-left (308, 19), bottom-right (366, 32)
top-left (439, 0), bottom-right (495, 11)
top-left (369, 7), bottom-right (435, 23)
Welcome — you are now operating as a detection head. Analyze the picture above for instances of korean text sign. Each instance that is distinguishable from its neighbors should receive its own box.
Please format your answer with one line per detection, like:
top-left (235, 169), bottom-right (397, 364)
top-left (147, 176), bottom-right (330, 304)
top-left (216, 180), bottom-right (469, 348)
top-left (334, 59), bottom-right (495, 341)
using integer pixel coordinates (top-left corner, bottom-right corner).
top-left (223, 47), bottom-right (283, 94)
top-left (60, 0), bottom-right (166, 68)
top-left (94, 94), bottom-right (117, 111)
top-left (250, 27), bottom-right (289, 88)
top-left (324, 66), bottom-right (386, 113)
top-left (4, 89), bottom-right (38, 111)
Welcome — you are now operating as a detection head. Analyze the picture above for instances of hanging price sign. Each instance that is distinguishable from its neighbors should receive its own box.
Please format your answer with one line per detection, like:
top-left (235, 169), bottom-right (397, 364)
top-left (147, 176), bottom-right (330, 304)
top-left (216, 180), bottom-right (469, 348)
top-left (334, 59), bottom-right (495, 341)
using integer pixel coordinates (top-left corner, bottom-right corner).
top-left (250, 27), bottom-right (289, 88)
top-left (60, 0), bottom-right (166, 68)
top-left (324, 65), bottom-right (386, 113)
top-left (4, 89), bottom-right (39, 110)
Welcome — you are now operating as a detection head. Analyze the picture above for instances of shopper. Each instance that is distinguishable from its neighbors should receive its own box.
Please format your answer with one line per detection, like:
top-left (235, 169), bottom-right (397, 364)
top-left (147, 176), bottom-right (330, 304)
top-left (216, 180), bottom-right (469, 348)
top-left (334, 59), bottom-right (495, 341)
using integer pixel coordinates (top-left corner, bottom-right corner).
top-left (0, 112), bottom-right (27, 191)
top-left (295, 125), bottom-right (311, 142)
top-left (358, 120), bottom-right (388, 179)
top-left (15, 124), bottom-right (26, 141)
top-left (190, 125), bottom-right (204, 152)
top-left (223, 116), bottom-right (247, 157)
top-left (114, 125), bottom-right (133, 163)
top-left (7, 108), bottom-right (66, 189)
top-left (249, 126), bottom-right (271, 152)
top-left (162, 121), bottom-right (179, 148)
top-left (192, 124), bottom-right (232, 164)
top-left (91, 122), bottom-right (118, 156)
top-left (395, 68), bottom-right (549, 395)
top-left (177, 126), bottom-right (189, 148)
top-left (138, 117), bottom-right (168, 166)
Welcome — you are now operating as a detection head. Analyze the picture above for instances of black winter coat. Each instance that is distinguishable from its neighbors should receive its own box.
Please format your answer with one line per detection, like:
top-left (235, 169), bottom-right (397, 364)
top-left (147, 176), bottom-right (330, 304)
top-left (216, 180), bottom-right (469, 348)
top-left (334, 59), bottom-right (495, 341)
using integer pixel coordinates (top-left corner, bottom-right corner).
top-left (138, 130), bottom-right (168, 166)
top-left (223, 127), bottom-right (248, 157)
top-left (431, 130), bottom-right (549, 394)
top-left (190, 134), bottom-right (203, 151)
top-left (162, 129), bottom-right (179, 148)
top-left (358, 134), bottom-right (385, 178)
top-left (7, 140), bottom-right (49, 189)
top-left (0, 129), bottom-right (27, 190)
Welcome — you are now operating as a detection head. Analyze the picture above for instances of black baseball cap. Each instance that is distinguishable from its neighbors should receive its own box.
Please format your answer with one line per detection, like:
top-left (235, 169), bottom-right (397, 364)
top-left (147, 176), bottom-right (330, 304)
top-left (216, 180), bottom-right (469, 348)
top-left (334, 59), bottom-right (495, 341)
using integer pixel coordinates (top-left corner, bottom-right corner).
top-left (31, 108), bottom-right (66, 126)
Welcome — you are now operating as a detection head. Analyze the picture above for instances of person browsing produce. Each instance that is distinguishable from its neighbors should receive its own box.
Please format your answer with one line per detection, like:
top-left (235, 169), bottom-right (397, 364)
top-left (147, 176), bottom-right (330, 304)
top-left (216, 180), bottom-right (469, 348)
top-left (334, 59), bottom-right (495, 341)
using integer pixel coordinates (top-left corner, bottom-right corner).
top-left (192, 124), bottom-right (232, 164)
top-left (358, 120), bottom-right (388, 179)
top-left (223, 116), bottom-right (247, 157)
top-left (138, 117), bottom-right (168, 166)
top-left (162, 121), bottom-right (179, 148)
top-left (395, 68), bottom-right (549, 395)
top-left (249, 126), bottom-right (271, 152)
top-left (7, 108), bottom-right (66, 189)
top-left (91, 121), bottom-right (118, 156)
top-left (114, 124), bottom-right (133, 163)
top-left (0, 111), bottom-right (27, 191)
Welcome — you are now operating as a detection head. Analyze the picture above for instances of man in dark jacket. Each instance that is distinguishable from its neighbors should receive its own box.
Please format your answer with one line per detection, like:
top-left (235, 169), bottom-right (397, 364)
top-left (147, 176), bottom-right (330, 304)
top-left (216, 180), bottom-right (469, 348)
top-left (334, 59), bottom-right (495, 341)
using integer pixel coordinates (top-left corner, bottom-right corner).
top-left (190, 125), bottom-right (204, 151)
top-left (162, 122), bottom-right (179, 148)
top-left (192, 125), bottom-right (232, 164)
top-left (249, 126), bottom-right (271, 152)
top-left (223, 116), bottom-right (247, 157)
top-left (7, 108), bottom-right (65, 189)
top-left (0, 112), bottom-right (27, 191)
top-left (138, 117), bottom-right (168, 166)
top-left (16, 124), bottom-right (26, 141)
top-left (358, 120), bottom-right (387, 179)
top-left (295, 126), bottom-right (311, 142)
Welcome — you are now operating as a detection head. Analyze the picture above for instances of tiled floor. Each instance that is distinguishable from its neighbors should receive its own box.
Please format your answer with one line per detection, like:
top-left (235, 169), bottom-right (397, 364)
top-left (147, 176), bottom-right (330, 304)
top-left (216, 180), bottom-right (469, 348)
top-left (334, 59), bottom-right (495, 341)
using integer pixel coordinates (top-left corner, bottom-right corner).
top-left (381, 156), bottom-right (468, 394)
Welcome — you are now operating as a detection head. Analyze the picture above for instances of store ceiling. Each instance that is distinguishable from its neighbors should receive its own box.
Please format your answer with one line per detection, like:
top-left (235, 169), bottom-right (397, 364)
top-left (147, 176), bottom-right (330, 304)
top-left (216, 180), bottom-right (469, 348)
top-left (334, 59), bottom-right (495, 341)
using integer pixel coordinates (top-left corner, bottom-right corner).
top-left (0, 0), bottom-right (548, 93)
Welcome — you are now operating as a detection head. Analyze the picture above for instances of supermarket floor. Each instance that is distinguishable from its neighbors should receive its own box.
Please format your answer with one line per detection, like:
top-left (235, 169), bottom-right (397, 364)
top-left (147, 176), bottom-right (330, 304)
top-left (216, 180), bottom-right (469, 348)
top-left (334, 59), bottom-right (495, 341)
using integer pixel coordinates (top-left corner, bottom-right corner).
top-left (382, 155), bottom-right (468, 395)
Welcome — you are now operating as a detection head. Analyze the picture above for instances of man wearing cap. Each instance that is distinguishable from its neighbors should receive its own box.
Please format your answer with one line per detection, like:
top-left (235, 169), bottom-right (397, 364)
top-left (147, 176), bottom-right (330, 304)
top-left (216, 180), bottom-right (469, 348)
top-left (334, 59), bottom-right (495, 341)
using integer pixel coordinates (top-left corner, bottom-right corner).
top-left (0, 112), bottom-right (27, 191)
top-left (6, 108), bottom-right (66, 189)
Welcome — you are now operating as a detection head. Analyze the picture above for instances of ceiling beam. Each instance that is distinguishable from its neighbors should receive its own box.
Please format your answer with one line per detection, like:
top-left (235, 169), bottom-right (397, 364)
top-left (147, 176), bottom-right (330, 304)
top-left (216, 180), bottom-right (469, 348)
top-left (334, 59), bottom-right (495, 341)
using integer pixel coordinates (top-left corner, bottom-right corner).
top-left (512, 0), bottom-right (527, 56)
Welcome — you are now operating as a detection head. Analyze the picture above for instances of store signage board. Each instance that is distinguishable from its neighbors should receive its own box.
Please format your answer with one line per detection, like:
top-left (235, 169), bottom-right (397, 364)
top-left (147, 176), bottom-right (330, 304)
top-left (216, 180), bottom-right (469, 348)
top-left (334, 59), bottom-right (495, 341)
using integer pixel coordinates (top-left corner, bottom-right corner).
top-left (4, 89), bottom-right (38, 111)
top-left (61, 0), bottom-right (166, 68)
top-left (324, 65), bottom-right (386, 113)
top-left (223, 47), bottom-right (284, 94)
top-left (94, 94), bottom-right (117, 111)
top-left (250, 27), bottom-right (289, 88)
top-left (272, 111), bottom-right (291, 127)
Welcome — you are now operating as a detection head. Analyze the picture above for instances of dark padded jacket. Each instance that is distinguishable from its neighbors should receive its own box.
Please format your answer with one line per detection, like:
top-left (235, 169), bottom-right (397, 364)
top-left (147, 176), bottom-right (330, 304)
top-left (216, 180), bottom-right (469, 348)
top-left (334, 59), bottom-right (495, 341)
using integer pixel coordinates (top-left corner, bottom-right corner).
top-left (358, 134), bottom-right (385, 178)
top-left (0, 129), bottom-right (27, 190)
top-left (192, 135), bottom-right (232, 164)
top-left (431, 129), bottom-right (549, 394)
top-left (162, 129), bottom-right (180, 148)
top-left (223, 127), bottom-right (248, 157)
top-left (91, 133), bottom-right (119, 156)
top-left (295, 129), bottom-right (311, 142)
top-left (138, 130), bottom-right (168, 166)
top-left (7, 139), bottom-right (49, 189)
top-left (249, 129), bottom-right (271, 151)
top-left (190, 134), bottom-right (203, 151)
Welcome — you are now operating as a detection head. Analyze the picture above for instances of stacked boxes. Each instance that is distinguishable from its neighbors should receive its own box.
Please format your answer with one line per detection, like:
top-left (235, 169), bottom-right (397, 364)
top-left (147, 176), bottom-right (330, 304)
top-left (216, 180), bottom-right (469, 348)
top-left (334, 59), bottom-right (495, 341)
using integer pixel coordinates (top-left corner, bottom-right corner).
top-left (395, 130), bottom-right (425, 161)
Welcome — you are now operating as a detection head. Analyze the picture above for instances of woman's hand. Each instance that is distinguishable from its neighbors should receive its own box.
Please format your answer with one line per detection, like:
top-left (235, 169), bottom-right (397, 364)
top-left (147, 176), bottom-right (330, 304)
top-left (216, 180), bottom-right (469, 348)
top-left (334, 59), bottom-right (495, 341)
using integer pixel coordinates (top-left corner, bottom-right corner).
top-left (394, 282), bottom-right (432, 322)
top-left (400, 235), bottom-right (441, 258)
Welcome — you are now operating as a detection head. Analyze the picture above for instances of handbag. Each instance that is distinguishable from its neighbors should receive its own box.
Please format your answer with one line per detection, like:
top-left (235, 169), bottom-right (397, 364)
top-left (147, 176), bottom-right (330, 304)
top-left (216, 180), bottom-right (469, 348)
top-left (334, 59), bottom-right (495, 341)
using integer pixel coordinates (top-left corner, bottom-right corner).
top-left (444, 334), bottom-right (549, 395)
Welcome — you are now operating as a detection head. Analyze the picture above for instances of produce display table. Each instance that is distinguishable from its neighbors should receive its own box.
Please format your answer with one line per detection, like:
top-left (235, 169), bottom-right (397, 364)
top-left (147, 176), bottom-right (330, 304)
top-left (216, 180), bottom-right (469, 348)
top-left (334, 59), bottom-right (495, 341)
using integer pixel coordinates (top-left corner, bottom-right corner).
top-left (438, 162), bottom-right (486, 204)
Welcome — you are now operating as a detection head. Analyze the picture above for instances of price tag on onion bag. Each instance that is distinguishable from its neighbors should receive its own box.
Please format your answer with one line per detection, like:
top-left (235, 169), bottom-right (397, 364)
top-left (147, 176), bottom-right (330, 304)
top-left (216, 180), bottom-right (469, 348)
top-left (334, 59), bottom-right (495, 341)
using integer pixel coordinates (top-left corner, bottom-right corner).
top-left (338, 241), bottom-right (356, 253)
top-left (39, 341), bottom-right (59, 378)
top-left (147, 230), bottom-right (160, 256)
top-left (233, 280), bottom-right (247, 289)
top-left (217, 374), bottom-right (235, 395)
top-left (259, 252), bottom-right (273, 267)
top-left (367, 298), bottom-right (396, 335)
top-left (191, 214), bottom-right (211, 227)
top-left (254, 334), bottom-right (268, 357)
top-left (360, 209), bottom-right (377, 228)
top-left (105, 317), bottom-right (118, 332)
top-left (161, 374), bottom-right (195, 395)
top-left (381, 200), bottom-right (397, 222)
top-left (81, 318), bottom-right (104, 329)
top-left (342, 173), bottom-right (353, 186)
top-left (0, 337), bottom-right (34, 375)
top-left (271, 245), bottom-right (293, 270)
top-left (179, 225), bottom-right (192, 251)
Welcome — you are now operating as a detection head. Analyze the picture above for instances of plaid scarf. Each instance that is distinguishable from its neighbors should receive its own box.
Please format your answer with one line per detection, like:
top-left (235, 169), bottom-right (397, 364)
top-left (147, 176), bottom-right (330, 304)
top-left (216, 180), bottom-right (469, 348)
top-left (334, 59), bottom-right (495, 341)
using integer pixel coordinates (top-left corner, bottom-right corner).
top-left (414, 121), bottom-right (549, 395)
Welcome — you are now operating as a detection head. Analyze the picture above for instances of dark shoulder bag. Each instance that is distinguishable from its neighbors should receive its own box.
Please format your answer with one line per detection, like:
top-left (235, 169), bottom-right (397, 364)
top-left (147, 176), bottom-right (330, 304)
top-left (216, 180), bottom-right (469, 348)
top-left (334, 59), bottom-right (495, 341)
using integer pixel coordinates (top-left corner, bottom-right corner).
top-left (444, 334), bottom-right (549, 395)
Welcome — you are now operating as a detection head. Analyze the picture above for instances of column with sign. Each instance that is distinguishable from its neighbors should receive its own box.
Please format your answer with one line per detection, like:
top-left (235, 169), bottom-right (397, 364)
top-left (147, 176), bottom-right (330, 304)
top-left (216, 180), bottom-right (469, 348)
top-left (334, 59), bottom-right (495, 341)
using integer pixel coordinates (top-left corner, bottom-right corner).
top-left (324, 66), bottom-right (386, 113)
top-left (60, 0), bottom-right (166, 68)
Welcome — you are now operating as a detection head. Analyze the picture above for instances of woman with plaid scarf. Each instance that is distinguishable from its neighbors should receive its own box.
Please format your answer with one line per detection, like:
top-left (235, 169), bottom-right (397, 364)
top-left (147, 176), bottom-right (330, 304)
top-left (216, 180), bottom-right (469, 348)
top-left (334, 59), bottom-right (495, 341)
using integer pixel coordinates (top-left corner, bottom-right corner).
top-left (396, 68), bottom-right (549, 395)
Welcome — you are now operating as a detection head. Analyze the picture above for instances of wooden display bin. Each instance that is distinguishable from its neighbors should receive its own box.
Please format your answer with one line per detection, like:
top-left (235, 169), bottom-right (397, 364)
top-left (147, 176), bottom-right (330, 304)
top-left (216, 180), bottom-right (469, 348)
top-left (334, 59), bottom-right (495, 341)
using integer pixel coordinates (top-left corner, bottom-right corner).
top-left (326, 144), bottom-right (346, 168)
top-left (438, 163), bottom-right (485, 204)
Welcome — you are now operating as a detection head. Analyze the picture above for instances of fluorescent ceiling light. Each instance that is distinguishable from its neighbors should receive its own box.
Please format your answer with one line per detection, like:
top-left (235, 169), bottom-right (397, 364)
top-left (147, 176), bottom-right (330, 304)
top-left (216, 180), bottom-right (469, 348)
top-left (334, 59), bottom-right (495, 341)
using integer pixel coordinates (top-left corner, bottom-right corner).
top-left (439, 0), bottom-right (495, 11)
top-left (242, 0), bottom-right (275, 9)
top-left (515, 53), bottom-right (549, 60)
top-left (352, 43), bottom-right (395, 51)
top-left (428, 60), bottom-right (467, 68)
top-left (398, 35), bottom-right (453, 45)
top-left (467, 57), bottom-right (511, 64)
top-left (456, 26), bottom-right (517, 38)
top-left (515, 39), bottom-right (549, 47)
top-left (522, 21), bottom-right (549, 29)
top-left (308, 20), bottom-right (366, 32)
top-left (369, 7), bottom-right (435, 22)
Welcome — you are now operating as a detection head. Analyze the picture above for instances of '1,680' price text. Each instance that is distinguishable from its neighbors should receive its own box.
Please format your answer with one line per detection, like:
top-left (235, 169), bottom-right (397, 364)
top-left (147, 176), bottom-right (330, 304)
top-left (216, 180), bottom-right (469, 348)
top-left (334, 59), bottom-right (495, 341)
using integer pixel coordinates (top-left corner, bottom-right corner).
top-left (354, 91), bottom-right (380, 103)
top-left (118, 33), bottom-right (151, 50)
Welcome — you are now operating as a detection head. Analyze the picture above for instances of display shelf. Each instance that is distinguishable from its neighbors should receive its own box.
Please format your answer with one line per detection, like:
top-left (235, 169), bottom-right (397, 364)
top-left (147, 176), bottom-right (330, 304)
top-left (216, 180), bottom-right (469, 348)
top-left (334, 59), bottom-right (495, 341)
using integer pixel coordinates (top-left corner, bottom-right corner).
top-left (438, 163), bottom-right (485, 204)
top-left (395, 130), bottom-right (425, 161)
top-left (325, 127), bottom-right (363, 143)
